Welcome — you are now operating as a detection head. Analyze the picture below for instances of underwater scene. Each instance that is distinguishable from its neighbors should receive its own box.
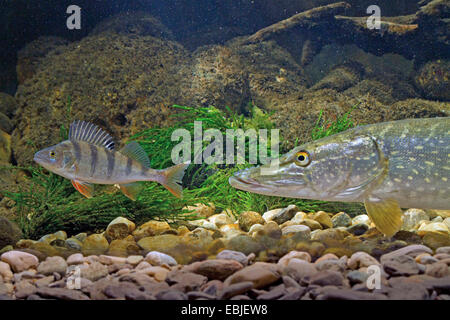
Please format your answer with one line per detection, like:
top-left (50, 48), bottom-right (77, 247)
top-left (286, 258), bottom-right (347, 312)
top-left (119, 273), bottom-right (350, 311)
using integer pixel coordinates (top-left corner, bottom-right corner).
top-left (0, 0), bottom-right (449, 304)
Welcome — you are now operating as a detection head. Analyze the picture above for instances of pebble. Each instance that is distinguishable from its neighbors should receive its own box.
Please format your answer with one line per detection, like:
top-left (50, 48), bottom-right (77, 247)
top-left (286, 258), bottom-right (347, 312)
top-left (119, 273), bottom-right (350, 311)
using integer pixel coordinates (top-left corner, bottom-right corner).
top-left (126, 255), bottom-right (144, 265)
top-left (425, 262), bottom-right (449, 278)
top-left (132, 220), bottom-right (172, 241)
top-left (262, 208), bottom-right (282, 222)
top-left (209, 213), bottom-right (234, 228)
top-left (417, 222), bottom-right (450, 236)
top-left (278, 251), bottom-right (312, 266)
top-left (37, 256), bottom-right (68, 276)
top-left (272, 205), bottom-right (298, 225)
top-left (224, 263), bottom-right (280, 289)
top-left (65, 238), bottom-right (83, 250)
top-left (347, 251), bottom-right (380, 269)
top-left (238, 211), bottom-right (265, 232)
top-left (79, 262), bottom-right (108, 281)
top-left (282, 259), bottom-right (318, 283)
top-left (166, 271), bottom-right (208, 292)
top-left (81, 234), bottom-right (109, 256)
top-left (67, 253), bottom-right (85, 265)
top-left (281, 225), bottom-right (311, 238)
top-left (380, 245), bottom-right (433, 264)
top-left (402, 209), bottom-right (429, 231)
top-left (347, 223), bottom-right (369, 235)
top-left (145, 251), bottom-right (178, 266)
top-left (309, 211), bottom-right (333, 229)
top-left (105, 217), bottom-right (136, 241)
top-left (1, 251), bottom-right (39, 273)
top-left (309, 271), bottom-right (345, 287)
top-left (352, 215), bottom-right (371, 226)
top-left (216, 250), bottom-right (248, 266)
top-left (219, 281), bottom-right (254, 299)
top-left (37, 287), bottom-right (90, 300)
top-left (183, 259), bottom-right (243, 281)
top-left (0, 261), bottom-right (13, 282)
top-left (331, 212), bottom-right (352, 228)
top-left (383, 255), bottom-right (420, 276)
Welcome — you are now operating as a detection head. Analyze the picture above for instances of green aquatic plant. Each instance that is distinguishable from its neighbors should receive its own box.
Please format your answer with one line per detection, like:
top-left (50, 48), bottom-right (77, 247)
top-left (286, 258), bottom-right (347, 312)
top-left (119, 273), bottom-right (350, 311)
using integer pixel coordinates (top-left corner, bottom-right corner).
top-left (311, 103), bottom-right (359, 141)
top-left (1, 103), bottom-right (363, 239)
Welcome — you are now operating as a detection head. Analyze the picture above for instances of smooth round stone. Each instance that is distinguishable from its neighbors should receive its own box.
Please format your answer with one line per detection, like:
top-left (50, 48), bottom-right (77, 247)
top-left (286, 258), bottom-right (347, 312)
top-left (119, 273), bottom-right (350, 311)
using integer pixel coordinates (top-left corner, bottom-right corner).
top-left (262, 208), bottom-right (282, 223)
top-left (309, 211), bottom-right (333, 229)
top-left (1, 251), bottom-right (39, 273)
top-left (281, 225), bottom-right (311, 239)
top-left (226, 235), bottom-right (264, 255)
top-left (272, 205), bottom-right (299, 225)
top-left (81, 234), bottom-right (109, 256)
top-left (278, 251), bottom-right (312, 266)
top-left (73, 233), bottom-right (87, 242)
top-left (248, 224), bottom-right (264, 237)
top-left (65, 238), bottom-right (82, 250)
top-left (132, 221), bottom-right (172, 241)
top-left (53, 231), bottom-right (67, 241)
top-left (298, 219), bottom-right (322, 231)
top-left (126, 255), bottom-right (143, 265)
top-left (209, 213), bottom-right (234, 228)
top-left (0, 261), bottom-right (13, 281)
top-left (107, 239), bottom-right (141, 257)
top-left (224, 262), bottom-right (280, 289)
top-left (347, 223), bottom-right (369, 236)
top-left (238, 211), bottom-right (265, 232)
top-left (37, 256), bottom-right (68, 276)
top-left (98, 255), bottom-right (127, 265)
top-left (67, 253), bottom-right (85, 265)
top-left (15, 240), bottom-right (35, 249)
top-left (79, 261), bottom-right (108, 281)
top-left (417, 222), bottom-right (449, 236)
top-left (145, 251), bottom-right (177, 266)
top-left (347, 251), bottom-right (380, 269)
top-left (183, 203), bottom-right (216, 218)
top-left (352, 215), bottom-right (371, 226)
top-left (216, 250), bottom-right (248, 265)
top-left (331, 212), bottom-right (352, 228)
top-left (402, 209), bottom-right (429, 231)
top-left (290, 212), bottom-right (308, 224)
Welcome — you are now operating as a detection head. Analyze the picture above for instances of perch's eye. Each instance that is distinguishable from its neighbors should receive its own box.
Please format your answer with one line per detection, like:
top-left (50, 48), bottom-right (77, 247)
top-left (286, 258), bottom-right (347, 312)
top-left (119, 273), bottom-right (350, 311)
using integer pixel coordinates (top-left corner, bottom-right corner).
top-left (49, 151), bottom-right (56, 159)
top-left (295, 151), bottom-right (310, 167)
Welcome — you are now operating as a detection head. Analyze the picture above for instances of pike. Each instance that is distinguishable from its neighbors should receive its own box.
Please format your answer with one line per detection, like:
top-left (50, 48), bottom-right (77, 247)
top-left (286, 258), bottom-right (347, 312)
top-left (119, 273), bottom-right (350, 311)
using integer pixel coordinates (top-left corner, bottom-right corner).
top-left (230, 117), bottom-right (450, 236)
top-left (34, 120), bottom-right (189, 200)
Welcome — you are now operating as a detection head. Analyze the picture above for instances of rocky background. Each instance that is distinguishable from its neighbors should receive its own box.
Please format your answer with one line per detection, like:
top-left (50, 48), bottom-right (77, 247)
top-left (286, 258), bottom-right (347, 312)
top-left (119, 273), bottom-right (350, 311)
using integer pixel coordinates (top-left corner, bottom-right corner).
top-left (0, 205), bottom-right (449, 300)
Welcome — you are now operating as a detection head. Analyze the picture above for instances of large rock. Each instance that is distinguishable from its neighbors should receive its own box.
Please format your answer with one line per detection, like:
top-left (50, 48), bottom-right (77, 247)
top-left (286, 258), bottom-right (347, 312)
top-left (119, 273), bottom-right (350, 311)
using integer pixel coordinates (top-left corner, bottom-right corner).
top-left (0, 93), bottom-right (17, 118)
top-left (105, 217), bottom-right (136, 241)
top-left (224, 262), bottom-right (280, 289)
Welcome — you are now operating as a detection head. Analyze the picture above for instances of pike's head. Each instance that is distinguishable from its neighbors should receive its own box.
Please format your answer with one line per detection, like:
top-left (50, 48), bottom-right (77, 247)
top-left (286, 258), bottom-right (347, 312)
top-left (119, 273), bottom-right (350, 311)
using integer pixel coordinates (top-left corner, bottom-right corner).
top-left (34, 141), bottom-right (76, 177)
top-left (229, 131), bottom-right (385, 201)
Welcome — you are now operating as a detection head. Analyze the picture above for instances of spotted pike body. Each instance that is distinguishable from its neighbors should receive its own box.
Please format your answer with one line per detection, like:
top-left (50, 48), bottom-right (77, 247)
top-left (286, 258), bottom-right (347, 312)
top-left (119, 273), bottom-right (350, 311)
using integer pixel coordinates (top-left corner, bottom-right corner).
top-left (230, 117), bottom-right (450, 236)
top-left (34, 121), bottom-right (189, 200)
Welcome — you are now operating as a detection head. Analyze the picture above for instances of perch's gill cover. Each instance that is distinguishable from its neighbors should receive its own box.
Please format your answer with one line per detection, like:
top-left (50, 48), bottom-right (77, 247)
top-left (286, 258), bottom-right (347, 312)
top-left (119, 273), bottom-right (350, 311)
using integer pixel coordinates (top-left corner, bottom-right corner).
top-left (1, 104), bottom-right (362, 239)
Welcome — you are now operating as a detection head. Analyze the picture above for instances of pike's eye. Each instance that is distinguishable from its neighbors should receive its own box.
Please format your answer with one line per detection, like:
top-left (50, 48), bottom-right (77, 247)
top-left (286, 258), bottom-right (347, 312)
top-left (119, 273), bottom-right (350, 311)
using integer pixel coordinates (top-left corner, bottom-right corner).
top-left (49, 151), bottom-right (56, 159)
top-left (295, 151), bottom-right (310, 167)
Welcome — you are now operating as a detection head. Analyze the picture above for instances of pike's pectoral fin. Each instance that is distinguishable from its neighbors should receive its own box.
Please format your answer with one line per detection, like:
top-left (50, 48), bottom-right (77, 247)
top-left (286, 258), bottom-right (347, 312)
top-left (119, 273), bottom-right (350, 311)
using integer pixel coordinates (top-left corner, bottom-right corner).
top-left (118, 182), bottom-right (143, 201)
top-left (364, 198), bottom-right (403, 237)
top-left (71, 180), bottom-right (94, 198)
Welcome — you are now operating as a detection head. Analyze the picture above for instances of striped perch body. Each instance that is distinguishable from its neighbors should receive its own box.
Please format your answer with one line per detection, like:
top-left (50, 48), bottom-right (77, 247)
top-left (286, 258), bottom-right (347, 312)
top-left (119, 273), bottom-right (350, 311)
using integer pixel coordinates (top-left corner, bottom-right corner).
top-left (34, 120), bottom-right (189, 200)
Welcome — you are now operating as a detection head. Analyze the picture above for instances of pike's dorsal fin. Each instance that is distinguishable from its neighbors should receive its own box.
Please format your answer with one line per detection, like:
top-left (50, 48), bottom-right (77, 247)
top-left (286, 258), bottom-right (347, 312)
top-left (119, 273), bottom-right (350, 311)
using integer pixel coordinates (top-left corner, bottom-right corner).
top-left (69, 120), bottom-right (115, 150)
top-left (120, 142), bottom-right (151, 168)
top-left (364, 198), bottom-right (403, 237)
top-left (71, 180), bottom-right (94, 198)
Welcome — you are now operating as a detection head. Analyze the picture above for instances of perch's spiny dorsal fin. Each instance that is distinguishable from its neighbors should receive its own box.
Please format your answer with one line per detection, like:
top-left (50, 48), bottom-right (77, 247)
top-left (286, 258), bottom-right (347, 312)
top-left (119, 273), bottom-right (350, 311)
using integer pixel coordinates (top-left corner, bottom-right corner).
top-left (69, 120), bottom-right (115, 150)
top-left (120, 141), bottom-right (151, 168)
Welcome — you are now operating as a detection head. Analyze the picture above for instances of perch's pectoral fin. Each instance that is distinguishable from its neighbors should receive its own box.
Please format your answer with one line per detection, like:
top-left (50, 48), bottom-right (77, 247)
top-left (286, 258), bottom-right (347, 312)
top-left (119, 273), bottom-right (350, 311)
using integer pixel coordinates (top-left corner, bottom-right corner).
top-left (71, 180), bottom-right (94, 198)
top-left (119, 182), bottom-right (143, 201)
top-left (364, 198), bottom-right (403, 237)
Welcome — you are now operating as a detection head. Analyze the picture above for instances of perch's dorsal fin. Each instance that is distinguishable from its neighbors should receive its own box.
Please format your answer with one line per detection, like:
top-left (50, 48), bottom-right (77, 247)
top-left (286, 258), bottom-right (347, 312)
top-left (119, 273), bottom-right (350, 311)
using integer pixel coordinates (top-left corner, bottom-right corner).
top-left (69, 120), bottom-right (115, 150)
top-left (120, 142), bottom-right (151, 168)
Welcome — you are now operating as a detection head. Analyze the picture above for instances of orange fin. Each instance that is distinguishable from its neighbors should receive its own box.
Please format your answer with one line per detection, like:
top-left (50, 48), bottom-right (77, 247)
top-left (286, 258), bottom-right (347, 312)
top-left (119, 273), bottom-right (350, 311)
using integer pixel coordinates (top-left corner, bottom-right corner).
top-left (71, 180), bottom-right (94, 198)
top-left (119, 182), bottom-right (143, 201)
top-left (161, 162), bottom-right (190, 198)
